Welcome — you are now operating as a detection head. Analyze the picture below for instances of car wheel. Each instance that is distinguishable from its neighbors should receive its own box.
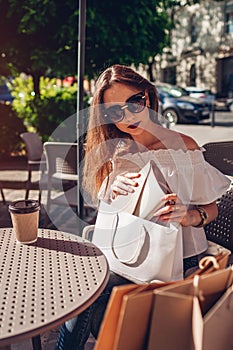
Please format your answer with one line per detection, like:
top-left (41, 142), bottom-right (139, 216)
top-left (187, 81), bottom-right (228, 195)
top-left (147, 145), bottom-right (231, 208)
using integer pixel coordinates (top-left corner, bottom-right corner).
top-left (162, 109), bottom-right (179, 126)
top-left (229, 102), bottom-right (233, 113)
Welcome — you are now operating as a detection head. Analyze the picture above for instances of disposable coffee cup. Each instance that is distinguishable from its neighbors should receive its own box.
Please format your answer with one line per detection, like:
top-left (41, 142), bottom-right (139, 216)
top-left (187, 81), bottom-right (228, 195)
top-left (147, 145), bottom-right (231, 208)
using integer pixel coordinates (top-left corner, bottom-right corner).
top-left (8, 199), bottom-right (40, 244)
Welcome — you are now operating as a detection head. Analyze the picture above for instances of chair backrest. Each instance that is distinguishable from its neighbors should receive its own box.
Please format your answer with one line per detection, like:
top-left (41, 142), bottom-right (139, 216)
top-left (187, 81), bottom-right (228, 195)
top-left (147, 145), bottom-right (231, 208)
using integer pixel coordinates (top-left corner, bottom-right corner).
top-left (204, 189), bottom-right (233, 251)
top-left (202, 141), bottom-right (233, 176)
top-left (20, 132), bottom-right (44, 161)
top-left (44, 142), bottom-right (77, 177)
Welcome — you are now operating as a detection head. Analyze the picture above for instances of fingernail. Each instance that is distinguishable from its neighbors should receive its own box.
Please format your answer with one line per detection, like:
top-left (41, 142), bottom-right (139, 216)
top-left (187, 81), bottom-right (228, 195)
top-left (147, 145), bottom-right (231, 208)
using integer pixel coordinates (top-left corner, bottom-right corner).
top-left (127, 186), bottom-right (134, 193)
top-left (165, 200), bottom-right (175, 206)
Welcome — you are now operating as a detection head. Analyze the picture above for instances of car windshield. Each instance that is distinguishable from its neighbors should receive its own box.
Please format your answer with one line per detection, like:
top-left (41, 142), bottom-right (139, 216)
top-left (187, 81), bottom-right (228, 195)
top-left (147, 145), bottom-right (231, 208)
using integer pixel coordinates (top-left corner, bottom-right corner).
top-left (157, 85), bottom-right (189, 98)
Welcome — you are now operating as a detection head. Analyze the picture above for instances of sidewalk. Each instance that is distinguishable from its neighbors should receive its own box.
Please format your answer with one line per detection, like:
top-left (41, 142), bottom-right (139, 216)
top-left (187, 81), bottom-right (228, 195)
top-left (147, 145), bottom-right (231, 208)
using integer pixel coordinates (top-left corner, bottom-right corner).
top-left (172, 121), bottom-right (233, 145)
top-left (170, 110), bottom-right (233, 145)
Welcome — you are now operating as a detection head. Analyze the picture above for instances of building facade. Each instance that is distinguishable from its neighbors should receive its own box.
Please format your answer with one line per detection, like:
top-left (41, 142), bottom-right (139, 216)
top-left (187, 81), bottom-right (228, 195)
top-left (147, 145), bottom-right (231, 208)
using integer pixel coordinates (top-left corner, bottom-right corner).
top-left (153, 0), bottom-right (233, 98)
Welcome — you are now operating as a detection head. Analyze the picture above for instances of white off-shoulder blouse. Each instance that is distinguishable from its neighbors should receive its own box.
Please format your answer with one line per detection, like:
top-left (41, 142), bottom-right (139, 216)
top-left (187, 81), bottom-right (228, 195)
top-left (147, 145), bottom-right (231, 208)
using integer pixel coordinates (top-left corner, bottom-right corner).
top-left (99, 147), bottom-right (231, 258)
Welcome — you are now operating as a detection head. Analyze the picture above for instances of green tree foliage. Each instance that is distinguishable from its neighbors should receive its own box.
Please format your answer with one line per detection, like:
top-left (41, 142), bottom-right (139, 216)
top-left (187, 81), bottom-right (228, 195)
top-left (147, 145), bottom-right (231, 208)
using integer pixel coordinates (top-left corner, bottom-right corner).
top-left (10, 75), bottom-right (79, 140)
top-left (0, 0), bottom-right (77, 95)
top-left (0, 0), bottom-right (171, 141)
top-left (85, 0), bottom-right (170, 79)
top-left (0, 0), bottom-right (170, 84)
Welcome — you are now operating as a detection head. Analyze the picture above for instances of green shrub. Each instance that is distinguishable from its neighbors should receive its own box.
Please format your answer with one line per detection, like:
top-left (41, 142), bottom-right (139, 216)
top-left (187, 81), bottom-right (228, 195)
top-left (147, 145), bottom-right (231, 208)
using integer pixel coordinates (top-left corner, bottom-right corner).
top-left (10, 75), bottom-right (90, 141)
top-left (26, 90), bottom-right (77, 141)
top-left (0, 103), bottom-right (27, 158)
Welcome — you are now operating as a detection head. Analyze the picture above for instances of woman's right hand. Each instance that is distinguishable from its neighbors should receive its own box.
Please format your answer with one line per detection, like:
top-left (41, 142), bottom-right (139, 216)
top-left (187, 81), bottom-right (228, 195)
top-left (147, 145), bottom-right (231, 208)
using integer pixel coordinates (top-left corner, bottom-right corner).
top-left (111, 172), bottom-right (141, 198)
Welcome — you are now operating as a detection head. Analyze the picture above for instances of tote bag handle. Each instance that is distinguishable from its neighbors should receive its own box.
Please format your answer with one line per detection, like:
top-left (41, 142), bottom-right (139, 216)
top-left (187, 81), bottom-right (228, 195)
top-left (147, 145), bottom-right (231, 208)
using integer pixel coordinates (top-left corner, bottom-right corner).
top-left (111, 213), bottom-right (147, 265)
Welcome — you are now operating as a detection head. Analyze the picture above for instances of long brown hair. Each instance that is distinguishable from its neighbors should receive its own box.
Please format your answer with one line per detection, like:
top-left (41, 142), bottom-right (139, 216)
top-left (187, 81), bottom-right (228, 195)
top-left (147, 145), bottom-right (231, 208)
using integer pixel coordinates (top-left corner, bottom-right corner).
top-left (82, 64), bottom-right (159, 203)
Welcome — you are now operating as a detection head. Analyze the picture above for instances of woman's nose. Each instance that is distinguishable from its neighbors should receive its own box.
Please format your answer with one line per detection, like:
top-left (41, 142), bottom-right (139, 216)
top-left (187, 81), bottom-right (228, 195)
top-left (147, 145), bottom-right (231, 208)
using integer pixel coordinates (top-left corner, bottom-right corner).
top-left (123, 108), bottom-right (137, 122)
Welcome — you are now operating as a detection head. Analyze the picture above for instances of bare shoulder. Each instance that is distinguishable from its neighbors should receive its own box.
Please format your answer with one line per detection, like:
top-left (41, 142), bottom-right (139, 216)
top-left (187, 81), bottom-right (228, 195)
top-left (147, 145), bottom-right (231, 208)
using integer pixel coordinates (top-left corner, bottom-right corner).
top-left (175, 133), bottom-right (200, 150)
top-left (179, 133), bottom-right (199, 150)
top-left (159, 127), bottom-right (200, 150)
top-left (150, 125), bottom-right (200, 151)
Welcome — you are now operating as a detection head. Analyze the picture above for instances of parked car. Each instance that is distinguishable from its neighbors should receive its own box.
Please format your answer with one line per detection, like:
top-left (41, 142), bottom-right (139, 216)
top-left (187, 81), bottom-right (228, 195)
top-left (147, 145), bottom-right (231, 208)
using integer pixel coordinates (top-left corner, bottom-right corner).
top-left (183, 86), bottom-right (216, 110)
top-left (155, 83), bottom-right (210, 125)
top-left (0, 82), bottom-right (13, 104)
top-left (226, 98), bottom-right (233, 112)
top-left (214, 96), bottom-right (233, 112)
top-left (184, 86), bottom-right (214, 99)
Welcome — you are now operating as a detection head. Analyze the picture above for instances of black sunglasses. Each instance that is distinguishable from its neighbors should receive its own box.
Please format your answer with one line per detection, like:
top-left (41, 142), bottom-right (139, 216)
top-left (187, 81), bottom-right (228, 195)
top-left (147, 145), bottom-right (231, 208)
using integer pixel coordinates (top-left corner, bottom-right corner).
top-left (104, 92), bottom-right (146, 123)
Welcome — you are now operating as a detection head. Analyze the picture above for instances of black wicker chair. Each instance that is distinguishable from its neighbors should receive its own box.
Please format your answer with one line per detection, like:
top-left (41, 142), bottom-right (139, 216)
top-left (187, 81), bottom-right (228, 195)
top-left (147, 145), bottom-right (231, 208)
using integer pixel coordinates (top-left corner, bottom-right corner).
top-left (204, 189), bottom-right (233, 252)
top-left (202, 141), bottom-right (233, 176)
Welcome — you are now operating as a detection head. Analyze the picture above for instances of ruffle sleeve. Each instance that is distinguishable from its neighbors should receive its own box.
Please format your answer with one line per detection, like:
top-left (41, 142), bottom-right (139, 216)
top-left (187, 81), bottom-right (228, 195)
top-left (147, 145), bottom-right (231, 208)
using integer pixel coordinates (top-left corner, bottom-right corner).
top-left (115, 148), bottom-right (231, 206)
top-left (184, 159), bottom-right (231, 204)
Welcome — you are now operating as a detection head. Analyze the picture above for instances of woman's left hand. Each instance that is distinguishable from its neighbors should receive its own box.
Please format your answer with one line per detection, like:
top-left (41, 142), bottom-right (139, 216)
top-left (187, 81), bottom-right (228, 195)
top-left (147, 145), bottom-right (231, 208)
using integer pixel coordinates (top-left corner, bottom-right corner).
top-left (153, 193), bottom-right (193, 227)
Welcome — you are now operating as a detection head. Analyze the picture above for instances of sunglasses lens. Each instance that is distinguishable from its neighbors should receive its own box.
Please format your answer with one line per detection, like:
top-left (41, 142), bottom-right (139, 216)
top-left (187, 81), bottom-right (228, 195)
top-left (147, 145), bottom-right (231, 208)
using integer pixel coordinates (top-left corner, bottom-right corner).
top-left (107, 106), bottom-right (124, 123)
top-left (104, 92), bottom-right (146, 123)
top-left (128, 94), bottom-right (146, 113)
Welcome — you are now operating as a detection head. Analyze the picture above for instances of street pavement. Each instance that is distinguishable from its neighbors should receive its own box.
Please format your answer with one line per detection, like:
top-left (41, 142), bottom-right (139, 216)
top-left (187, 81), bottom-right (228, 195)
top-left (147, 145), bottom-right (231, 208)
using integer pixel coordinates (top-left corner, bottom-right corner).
top-left (170, 110), bottom-right (233, 145)
top-left (0, 110), bottom-right (232, 350)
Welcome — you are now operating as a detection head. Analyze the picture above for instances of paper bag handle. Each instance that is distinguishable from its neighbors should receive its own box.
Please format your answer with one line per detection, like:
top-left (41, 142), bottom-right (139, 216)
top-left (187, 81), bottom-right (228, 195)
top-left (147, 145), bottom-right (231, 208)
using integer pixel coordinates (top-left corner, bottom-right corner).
top-left (198, 256), bottom-right (220, 270)
top-left (192, 265), bottom-right (233, 297)
top-left (111, 213), bottom-right (146, 265)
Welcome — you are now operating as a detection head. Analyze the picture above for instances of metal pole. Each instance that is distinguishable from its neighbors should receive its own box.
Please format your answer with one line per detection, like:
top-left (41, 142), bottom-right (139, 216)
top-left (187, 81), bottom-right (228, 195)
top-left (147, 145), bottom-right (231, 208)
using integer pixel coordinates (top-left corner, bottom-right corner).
top-left (77, 0), bottom-right (86, 221)
top-left (211, 99), bottom-right (215, 127)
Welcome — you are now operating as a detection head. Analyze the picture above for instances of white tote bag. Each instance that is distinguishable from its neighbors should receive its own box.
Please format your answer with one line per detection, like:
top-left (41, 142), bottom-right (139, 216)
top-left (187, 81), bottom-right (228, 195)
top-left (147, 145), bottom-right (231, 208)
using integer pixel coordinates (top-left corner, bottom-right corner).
top-left (110, 160), bottom-right (168, 220)
top-left (92, 161), bottom-right (183, 283)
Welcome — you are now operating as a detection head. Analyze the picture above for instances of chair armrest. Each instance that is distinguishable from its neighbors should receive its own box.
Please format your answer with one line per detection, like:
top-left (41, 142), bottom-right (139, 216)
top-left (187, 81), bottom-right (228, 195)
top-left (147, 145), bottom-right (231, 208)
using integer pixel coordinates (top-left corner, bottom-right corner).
top-left (206, 240), bottom-right (231, 256)
top-left (82, 225), bottom-right (95, 241)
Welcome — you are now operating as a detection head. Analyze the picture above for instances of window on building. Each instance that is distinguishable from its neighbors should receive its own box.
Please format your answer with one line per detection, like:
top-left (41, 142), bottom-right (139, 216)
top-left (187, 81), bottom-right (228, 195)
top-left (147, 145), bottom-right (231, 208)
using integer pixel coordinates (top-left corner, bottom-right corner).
top-left (190, 15), bottom-right (198, 43)
top-left (225, 1), bottom-right (233, 34)
top-left (226, 12), bottom-right (233, 33)
top-left (189, 64), bottom-right (196, 86)
top-left (162, 67), bottom-right (176, 85)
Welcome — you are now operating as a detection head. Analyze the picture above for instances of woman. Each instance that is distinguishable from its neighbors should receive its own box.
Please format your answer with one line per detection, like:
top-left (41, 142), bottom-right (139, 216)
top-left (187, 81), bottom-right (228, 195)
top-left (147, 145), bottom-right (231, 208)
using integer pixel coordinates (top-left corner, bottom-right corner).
top-left (56, 64), bottom-right (230, 350)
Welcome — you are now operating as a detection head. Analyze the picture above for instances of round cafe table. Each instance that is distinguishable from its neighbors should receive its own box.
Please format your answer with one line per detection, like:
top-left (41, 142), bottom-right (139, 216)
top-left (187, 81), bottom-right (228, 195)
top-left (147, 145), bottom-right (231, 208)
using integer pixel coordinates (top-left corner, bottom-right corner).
top-left (0, 228), bottom-right (109, 349)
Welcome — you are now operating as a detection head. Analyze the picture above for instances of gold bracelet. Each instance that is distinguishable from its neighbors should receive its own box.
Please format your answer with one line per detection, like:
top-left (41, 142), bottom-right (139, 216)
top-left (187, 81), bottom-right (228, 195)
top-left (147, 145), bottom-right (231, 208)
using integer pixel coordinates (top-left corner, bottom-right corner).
top-left (194, 206), bottom-right (208, 227)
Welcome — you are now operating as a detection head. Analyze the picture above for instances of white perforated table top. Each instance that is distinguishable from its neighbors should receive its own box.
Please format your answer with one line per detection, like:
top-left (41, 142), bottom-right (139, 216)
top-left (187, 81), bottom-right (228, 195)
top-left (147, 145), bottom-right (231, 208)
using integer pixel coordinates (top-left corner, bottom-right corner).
top-left (0, 228), bottom-right (109, 346)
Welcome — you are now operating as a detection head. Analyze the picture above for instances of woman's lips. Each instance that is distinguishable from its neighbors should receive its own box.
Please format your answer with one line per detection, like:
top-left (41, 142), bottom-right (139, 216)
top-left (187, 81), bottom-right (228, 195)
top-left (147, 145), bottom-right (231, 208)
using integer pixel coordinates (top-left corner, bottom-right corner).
top-left (127, 121), bottom-right (141, 129)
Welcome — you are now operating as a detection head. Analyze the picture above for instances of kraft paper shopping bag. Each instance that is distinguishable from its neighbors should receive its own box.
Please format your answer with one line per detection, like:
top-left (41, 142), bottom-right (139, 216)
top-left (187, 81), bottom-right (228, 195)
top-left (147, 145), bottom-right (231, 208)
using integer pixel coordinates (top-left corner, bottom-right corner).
top-left (94, 281), bottom-right (171, 350)
top-left (147, 266), bottom-right (233, 350)
top-left (95, 255), bottom-right (230, 350)
top-left (94, 284), bottom-right (139, 350)
top-left (201, 285), bottom-right (233, 350)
